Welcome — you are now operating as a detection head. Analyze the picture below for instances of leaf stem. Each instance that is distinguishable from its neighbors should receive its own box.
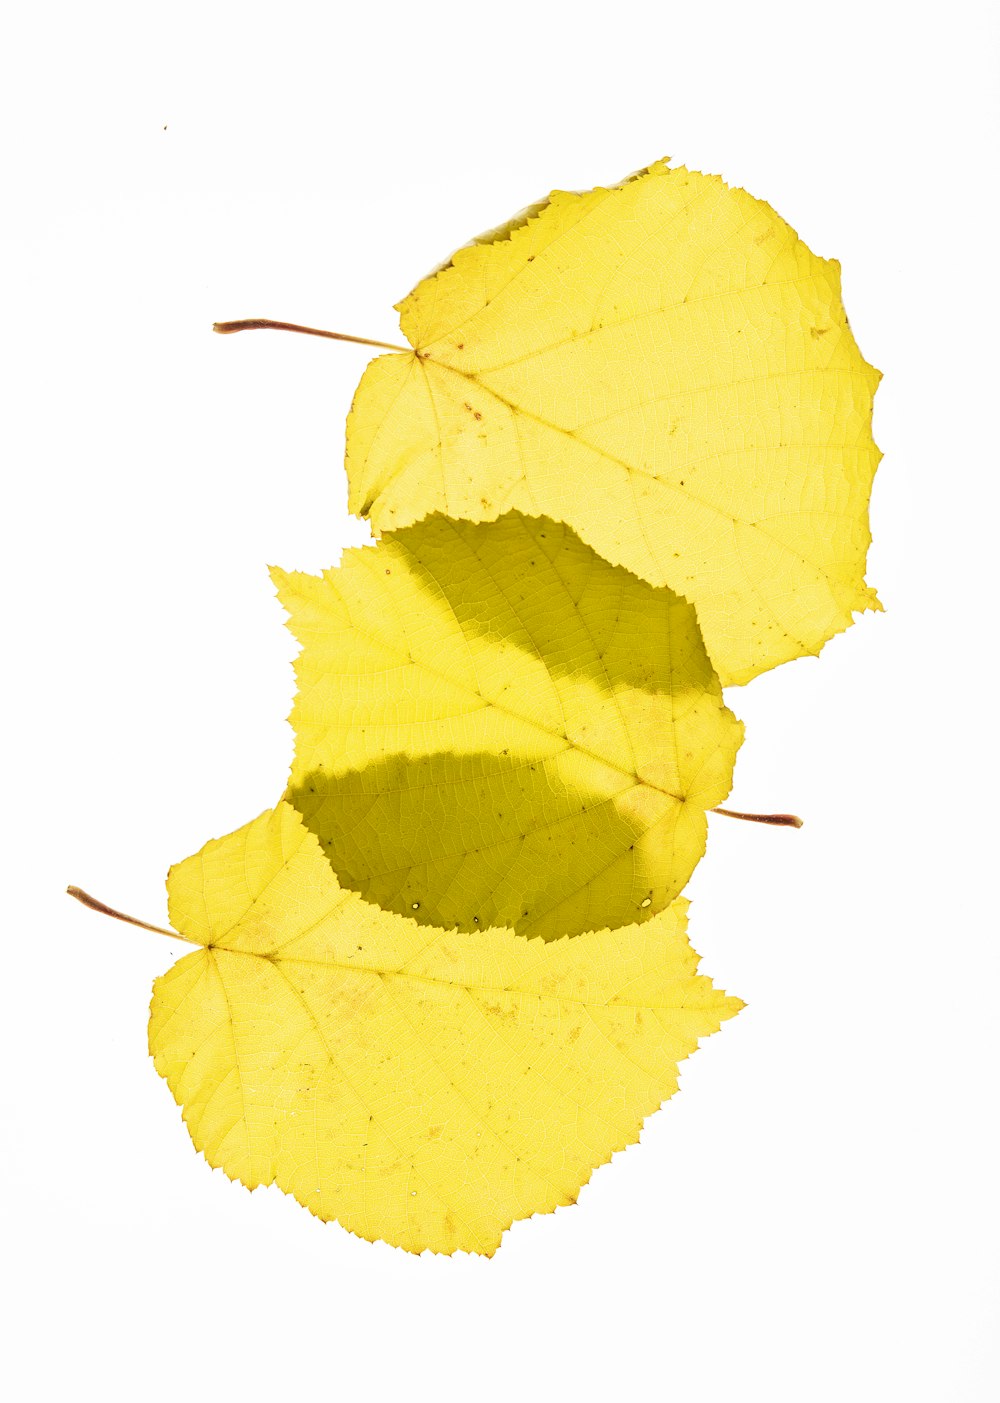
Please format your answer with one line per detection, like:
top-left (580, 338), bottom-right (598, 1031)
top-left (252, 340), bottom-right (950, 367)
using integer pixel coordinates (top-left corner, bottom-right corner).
top-left (710, 807), bottom-right (803, 828)
top-left (66, 886), bottom-right (196, 942)
top-left (213, 318), bottom-right (411, 353)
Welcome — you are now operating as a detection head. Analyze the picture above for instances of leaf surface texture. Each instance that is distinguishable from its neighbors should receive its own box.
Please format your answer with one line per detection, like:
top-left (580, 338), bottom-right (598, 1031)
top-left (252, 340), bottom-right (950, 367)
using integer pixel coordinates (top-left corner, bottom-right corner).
top-left (152, 804), bottom-right (741, 1255)
top-left (346, 160), bottom-right (881, 684)
top-left (274, 511), bottom-right (743, 939)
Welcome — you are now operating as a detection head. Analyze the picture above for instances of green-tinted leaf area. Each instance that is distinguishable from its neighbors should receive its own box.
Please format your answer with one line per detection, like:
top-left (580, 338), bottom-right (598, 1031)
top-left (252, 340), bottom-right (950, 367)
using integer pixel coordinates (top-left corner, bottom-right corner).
top-left (276, 511), bottom-right (743, 940)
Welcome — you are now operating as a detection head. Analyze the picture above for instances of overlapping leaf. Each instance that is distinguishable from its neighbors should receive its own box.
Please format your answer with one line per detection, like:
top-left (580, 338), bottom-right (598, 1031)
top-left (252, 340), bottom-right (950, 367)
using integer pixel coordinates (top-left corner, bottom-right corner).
top-left (345, 159), bottom-right (881, 684)
top-left (152, 803), bottom-right (742, 1256)
top-left (274, 510), bottom-right (743, 940)
top-left (74, 156), bottom-right (881, 1258)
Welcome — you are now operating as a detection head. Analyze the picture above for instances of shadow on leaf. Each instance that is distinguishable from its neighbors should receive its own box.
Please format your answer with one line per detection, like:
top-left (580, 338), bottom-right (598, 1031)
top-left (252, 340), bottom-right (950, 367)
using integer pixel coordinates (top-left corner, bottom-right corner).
top-left (288, 747), bottom-right (706, 942)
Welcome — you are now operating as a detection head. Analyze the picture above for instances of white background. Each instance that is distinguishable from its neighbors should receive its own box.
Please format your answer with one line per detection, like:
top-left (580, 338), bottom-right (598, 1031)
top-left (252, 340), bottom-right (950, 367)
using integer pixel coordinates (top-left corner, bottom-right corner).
top-left (3, 2), bottom-right (998, 1399)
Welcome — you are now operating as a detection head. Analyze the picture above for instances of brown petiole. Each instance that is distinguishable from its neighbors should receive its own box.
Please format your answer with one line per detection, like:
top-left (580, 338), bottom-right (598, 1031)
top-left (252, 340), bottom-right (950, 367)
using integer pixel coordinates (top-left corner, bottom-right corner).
top-left (710, 807), bottom-right (803, 828)
top-left (213, 318), bottom-right (410, 353)
top-left (66, 886), bottom-right (196, 942)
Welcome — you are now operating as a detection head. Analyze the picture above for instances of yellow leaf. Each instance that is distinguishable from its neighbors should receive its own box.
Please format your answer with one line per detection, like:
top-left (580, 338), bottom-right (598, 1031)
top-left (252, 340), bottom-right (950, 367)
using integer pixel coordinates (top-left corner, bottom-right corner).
top-left (346, 160), bottom-right (882, 685)
top-left (273, 510), bottom-right (743, 940)
top-left (152, 803), bottom-right (742, 1256)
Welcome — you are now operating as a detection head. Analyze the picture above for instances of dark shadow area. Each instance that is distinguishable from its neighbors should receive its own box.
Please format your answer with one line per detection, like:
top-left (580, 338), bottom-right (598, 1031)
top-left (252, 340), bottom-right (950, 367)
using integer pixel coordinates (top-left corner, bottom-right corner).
top-left (288, 748), bottom-right (704, 943)
top-left (387, 512), bottom-right (720, 707)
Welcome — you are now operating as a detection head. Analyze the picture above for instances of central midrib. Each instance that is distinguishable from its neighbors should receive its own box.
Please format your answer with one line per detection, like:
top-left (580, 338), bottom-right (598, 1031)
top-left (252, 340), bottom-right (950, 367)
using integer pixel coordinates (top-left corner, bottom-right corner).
top-left (414, 352), bottom-right (865, 600)
top-left (298, 615), bottom-right (687, 804)
top-left (206, 939), bottom-right (710, 1016)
